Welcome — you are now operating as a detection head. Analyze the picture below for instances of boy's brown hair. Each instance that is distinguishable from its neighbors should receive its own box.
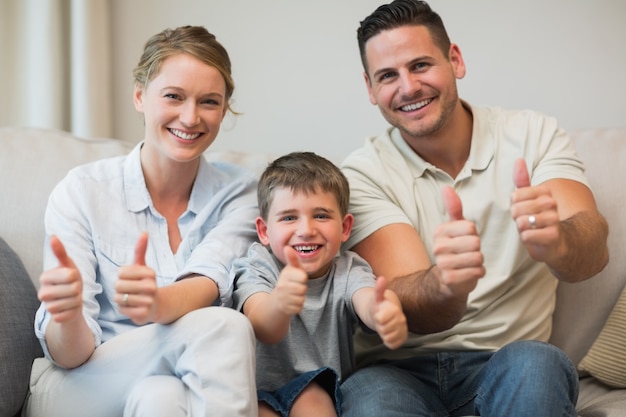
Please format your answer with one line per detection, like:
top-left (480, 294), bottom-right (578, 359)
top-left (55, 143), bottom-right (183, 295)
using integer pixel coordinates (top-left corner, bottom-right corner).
top-left (257, 152), bottom-right (349, 219)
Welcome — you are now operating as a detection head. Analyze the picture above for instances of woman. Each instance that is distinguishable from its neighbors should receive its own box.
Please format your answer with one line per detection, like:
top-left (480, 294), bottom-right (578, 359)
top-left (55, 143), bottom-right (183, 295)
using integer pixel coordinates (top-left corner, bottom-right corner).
top-left (24, 26), bottom-right (258, 417)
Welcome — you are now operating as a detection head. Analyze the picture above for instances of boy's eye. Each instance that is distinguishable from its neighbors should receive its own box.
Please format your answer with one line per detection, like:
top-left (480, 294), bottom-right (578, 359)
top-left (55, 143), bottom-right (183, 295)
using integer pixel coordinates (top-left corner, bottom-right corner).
top-left (280, 215), bottom-right (296, 222)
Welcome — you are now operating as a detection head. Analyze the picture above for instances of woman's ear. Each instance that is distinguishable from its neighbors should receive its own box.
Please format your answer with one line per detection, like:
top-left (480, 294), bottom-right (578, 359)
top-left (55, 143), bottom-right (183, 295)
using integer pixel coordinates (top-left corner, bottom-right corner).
top-left (133, 84), bottom-right (145, 113)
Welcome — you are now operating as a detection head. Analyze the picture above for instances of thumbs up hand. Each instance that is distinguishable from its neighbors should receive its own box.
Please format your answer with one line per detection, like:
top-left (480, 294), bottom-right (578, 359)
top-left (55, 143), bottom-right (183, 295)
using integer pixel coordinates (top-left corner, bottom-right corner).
top-left (38, 235), bottom-right (84, 323)
top-left (433, 186), bottom-right (485, 298)
top-left (272, 246), bottom-right (308, 316)
top-left (510, 158), bottom-right (560, 261)
top-left (372, 276), bottom-right (408, 350)
top-left (115, 232), bottom-right (157, 324)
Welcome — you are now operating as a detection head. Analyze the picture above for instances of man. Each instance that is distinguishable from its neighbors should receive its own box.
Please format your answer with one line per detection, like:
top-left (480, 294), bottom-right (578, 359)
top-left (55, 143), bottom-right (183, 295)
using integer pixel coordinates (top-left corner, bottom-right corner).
top-left (339, 1), bottom-right (609, 416)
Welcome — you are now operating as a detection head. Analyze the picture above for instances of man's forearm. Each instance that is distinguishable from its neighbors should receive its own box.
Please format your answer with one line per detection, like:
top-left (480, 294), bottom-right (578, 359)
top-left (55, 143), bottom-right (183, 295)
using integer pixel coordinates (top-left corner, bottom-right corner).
top-left (548, 210), bottom-right (609, 282)
top-left (387, 266), bottom-right (468, 334)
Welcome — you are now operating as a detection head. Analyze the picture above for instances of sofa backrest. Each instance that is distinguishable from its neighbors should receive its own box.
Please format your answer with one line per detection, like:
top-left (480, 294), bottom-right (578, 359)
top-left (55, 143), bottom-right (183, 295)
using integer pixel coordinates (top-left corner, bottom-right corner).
top-left (549, 128), bottom-right (626, 365)
top-left (0, 127), bottom-right (132, 284)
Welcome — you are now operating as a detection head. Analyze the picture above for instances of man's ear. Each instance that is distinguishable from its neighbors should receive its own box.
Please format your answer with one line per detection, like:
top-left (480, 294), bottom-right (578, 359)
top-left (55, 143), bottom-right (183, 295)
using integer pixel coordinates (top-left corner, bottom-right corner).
top-left (255, 217), bottom-right (271, 246)
top-left (364, 72), bottom-right (377, 106)
top-left (449, 43), bottom-right (466, 80)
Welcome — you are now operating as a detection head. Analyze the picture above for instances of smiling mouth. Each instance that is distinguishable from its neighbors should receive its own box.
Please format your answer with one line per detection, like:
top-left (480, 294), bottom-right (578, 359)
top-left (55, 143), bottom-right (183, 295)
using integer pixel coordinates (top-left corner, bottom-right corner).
top-left (293, 245), bottom-right (321, 254)
top-left (169, 128), bottom-right (202, 140)
top-left (400, 98), bottom-right (433, 112)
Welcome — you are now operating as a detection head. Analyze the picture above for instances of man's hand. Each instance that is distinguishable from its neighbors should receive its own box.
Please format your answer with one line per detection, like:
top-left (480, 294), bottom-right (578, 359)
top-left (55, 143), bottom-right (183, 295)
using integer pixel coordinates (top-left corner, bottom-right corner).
top-left (510, 158), bottom-right (562, 262)
top-left (433, 186), bottom-right (485, 297)
top-left (115, 232), bottom-right (158, 325)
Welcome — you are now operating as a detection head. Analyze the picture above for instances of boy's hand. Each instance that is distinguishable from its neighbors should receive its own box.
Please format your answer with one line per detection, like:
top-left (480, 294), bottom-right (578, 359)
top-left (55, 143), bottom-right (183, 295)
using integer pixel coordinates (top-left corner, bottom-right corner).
top-left (272, 246), bottom-right (308, 316)
top-left (38, 235), bottom-right (84, 323)
top-left (373, 276), bottom-right (408, 350)
top-left (115, 232), bottom-right (158, 325)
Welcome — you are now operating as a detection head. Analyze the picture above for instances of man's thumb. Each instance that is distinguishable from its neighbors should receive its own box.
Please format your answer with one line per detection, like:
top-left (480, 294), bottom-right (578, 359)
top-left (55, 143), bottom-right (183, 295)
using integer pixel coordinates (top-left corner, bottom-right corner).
top-left (442, 186), bottom-right (464, 221)
top-left (513, 158), bottom-right (531, 189)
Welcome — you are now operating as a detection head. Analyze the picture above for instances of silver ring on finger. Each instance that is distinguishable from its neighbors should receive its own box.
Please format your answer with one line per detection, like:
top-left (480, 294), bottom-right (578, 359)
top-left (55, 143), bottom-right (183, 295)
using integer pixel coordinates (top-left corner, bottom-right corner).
top-left (122, 293), bottom-right (129, 306)
top-left (528, 215), bottom-right (537, 229)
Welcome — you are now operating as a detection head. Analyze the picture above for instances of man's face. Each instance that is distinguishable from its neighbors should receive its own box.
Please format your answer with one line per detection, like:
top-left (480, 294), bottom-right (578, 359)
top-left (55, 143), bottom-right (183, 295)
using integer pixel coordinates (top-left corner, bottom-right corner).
top-left (364, 25), bottom-right (465, 140)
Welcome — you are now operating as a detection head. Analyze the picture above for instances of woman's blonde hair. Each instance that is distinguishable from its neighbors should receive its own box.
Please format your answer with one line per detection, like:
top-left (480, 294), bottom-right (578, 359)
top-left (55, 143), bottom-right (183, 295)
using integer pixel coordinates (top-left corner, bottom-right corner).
top-left (132, 25), bottom-right (236, 113)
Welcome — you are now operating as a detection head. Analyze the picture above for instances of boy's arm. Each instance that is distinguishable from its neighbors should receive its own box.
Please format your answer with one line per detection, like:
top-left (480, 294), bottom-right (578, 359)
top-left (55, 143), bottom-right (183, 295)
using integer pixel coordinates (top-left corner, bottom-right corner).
top-left (242, 292), bottom-right (292, 344)
top-left (352, 277), bottom-right (408, 350)
top-left (242, 247), bottom-right (308, 344)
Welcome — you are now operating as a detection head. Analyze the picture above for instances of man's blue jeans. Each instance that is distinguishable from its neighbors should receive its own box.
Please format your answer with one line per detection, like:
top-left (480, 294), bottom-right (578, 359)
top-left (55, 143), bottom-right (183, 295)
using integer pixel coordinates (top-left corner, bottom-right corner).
top-left (340, 340), bottom-right (578, 417)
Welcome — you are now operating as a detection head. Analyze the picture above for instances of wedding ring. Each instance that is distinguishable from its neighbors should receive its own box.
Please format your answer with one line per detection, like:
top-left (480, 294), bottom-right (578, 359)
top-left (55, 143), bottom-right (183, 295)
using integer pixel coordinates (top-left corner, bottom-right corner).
top-left (122, 293), bottom-right (129, 306)
top-left (528, 215), bottom-right (537, 229)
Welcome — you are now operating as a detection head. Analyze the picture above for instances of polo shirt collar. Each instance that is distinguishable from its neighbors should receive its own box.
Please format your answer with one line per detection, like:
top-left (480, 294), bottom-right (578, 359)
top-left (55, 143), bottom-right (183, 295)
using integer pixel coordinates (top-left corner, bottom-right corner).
top-left (390, 100), bottom-right (494, 179)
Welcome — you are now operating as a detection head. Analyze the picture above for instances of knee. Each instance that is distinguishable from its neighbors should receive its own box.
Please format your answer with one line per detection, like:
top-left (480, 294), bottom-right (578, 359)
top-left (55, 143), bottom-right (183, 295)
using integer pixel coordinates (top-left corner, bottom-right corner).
top-left (341, 366), bottom-right (418, 415)
top-left (498, 341), bottom-right (575, 374)
top-left (125, 375), bottom-right (187, 417)
top-left (178, 307), bottom-right (254, 344)
top-left (490, 341), bottom-right (578, 392)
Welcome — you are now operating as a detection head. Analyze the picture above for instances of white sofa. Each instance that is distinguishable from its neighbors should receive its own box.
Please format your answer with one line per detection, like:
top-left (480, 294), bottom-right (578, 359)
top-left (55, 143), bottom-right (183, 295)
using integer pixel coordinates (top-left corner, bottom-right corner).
top-left (1, 126), bottom-right (625, 416)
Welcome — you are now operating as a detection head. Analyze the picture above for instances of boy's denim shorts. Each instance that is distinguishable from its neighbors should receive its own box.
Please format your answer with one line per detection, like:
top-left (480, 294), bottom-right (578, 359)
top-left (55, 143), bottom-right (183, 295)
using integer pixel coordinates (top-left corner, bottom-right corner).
top-left (258, 366), bottom-right (341, 417)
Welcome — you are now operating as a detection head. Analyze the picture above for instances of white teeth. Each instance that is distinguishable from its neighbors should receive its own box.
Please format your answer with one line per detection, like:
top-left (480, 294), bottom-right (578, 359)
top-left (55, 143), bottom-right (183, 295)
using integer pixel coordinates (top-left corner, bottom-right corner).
top-left (170, 128), bottom-right (201, 140)
top-left (401, 98), bottom-right (432, 112)
top-left (294, 245), bottom-right (319, 252)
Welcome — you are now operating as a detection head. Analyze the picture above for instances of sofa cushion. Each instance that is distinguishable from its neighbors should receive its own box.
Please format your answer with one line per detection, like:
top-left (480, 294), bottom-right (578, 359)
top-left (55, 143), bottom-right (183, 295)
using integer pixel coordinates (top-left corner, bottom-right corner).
top-left (550, 128), bottom-right (626, 365)
top-left (577, 286), bottom-right (626, 388)
top-left (0, 237), bottom-right (43, 417)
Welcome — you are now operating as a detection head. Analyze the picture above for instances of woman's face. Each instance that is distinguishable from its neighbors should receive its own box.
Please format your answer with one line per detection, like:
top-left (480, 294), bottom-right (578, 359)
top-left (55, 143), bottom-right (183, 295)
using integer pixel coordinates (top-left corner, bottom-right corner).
top-left (133, 53), bottom-right (228, 165)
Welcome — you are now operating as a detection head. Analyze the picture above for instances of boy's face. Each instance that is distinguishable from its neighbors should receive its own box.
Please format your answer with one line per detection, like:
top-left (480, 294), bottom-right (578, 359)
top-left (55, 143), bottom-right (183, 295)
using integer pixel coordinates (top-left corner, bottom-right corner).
top-left (256, 186), bottom-right (354, 279)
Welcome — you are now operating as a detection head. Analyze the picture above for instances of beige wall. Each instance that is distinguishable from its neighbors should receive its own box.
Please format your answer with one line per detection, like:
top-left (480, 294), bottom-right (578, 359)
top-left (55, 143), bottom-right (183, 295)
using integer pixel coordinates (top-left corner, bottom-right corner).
top-left (110, 0), bottom-right (626, 161)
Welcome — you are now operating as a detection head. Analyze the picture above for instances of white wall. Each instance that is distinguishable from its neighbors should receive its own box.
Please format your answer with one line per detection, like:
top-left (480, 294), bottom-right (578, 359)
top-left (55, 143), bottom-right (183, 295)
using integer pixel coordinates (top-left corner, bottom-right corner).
top-left (111, 0), bottom-right (626, 161)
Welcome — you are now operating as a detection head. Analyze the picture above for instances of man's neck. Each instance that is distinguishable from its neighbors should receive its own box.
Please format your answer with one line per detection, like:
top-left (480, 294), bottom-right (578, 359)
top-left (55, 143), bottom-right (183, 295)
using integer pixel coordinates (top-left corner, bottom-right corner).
top-left (404, 100), bottom-right (473, 178)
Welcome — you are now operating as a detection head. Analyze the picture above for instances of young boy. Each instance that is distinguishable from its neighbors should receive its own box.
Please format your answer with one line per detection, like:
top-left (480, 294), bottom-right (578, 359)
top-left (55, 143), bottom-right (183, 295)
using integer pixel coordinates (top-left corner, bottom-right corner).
top-left (232, 152), bottom-right (408, 417)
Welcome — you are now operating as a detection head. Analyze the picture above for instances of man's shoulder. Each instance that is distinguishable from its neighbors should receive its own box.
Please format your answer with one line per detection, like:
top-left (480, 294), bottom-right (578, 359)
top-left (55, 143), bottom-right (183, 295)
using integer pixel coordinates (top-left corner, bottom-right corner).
top-left (472, 104), bottom-right (555, 130)
top-left (341, 127), bottom-right (398, 169)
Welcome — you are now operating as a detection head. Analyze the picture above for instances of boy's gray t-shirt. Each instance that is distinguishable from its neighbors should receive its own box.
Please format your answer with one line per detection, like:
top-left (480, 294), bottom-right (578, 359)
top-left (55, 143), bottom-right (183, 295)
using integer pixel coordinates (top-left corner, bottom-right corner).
top-left (232, 242), bottom-right (376, 392)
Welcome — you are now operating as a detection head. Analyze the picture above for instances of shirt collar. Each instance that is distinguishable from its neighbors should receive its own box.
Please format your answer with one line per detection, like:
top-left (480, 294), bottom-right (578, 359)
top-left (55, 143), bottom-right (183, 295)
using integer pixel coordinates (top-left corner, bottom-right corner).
top-left (123, 142), bottom-right (213, 215)
top-left (391, 100), bottom-right (494, 179)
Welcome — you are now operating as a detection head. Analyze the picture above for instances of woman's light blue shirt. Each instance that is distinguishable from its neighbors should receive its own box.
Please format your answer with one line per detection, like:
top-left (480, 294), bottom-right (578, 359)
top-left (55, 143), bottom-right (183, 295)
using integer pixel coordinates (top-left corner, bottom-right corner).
top-left (34, 143), bottom-right (259, 358)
